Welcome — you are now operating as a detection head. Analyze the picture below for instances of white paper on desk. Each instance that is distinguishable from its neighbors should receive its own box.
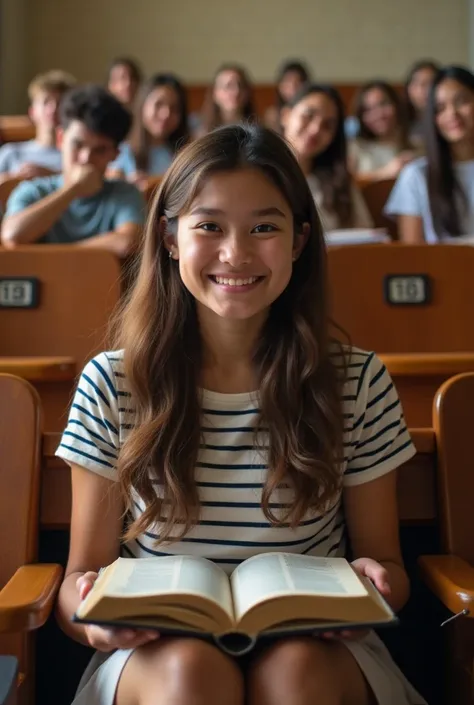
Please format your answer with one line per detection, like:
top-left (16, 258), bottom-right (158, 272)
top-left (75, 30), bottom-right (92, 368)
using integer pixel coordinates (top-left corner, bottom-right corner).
top-left (325, 229), bottom-right (390, 246)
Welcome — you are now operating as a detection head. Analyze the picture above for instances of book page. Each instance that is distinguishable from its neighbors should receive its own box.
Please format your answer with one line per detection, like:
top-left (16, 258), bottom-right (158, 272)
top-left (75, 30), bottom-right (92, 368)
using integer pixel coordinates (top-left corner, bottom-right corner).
top-left (231, 553), bottom-right (367, 622)
top-left (100, 556), bottom-right (234, 617)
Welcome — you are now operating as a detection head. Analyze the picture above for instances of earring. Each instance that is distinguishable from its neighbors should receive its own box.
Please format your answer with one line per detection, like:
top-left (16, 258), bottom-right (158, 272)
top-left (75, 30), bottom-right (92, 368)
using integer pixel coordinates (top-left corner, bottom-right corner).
top-left (168, 250), bottom-right (173, 259)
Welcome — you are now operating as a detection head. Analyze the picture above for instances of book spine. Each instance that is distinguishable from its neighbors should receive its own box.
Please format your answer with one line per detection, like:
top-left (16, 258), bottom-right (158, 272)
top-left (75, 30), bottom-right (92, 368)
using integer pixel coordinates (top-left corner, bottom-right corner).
top-left (213, 632), bottom-right (257, 657)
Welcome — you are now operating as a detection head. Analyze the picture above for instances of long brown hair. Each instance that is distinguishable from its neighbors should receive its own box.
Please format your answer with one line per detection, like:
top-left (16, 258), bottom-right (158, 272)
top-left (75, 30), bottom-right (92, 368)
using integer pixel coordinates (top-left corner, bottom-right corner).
top-left (113, 124), bottom-right (346, 544)
top-left (354, 80), bottom-right (411, 149)
top-left (129, 73), bottom-right (189, 172)
top-left (425, 66), bottom-right (474, 237)
top-left (287, 84), bottom-right (354, 228)
top-left (200, 64), bottom-right (256, 134)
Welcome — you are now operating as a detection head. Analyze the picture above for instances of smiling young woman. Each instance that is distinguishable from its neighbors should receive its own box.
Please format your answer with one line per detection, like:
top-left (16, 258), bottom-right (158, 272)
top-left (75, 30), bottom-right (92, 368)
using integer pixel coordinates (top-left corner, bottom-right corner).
top-left (55, 124), bottom-right (426, 705)
top-left (385, 65), bottom-right (474, 243)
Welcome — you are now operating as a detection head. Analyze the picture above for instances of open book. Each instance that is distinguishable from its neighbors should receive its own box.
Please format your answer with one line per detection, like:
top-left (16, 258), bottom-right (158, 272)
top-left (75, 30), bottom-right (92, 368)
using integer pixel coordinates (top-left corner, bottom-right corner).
top-left (74, 553), bottom-right (397, 655)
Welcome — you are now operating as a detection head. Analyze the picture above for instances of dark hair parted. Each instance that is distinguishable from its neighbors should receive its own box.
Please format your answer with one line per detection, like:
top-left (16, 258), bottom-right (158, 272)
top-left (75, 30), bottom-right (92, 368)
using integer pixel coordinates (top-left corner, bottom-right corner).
top-left (60, 84), bottom-right (132, 146)
top-left (354, 80), bottom-right (410, 149)
top-left (276, 60), bottom-right (311, 107)
top-left (425, 65), bottom-right (474, 237)
top-left (107, 56), bottom-right (143, 87)
top-left (287, 84), bottom-right (354, 228)
top-left (129, 73), bottom-right (189, 172)
top-left (404, 59), bottom-right (440, 125)
top-left (113, 124), bottom-right (346, 544)
top-left (200, 64), bottom-right (256, 134)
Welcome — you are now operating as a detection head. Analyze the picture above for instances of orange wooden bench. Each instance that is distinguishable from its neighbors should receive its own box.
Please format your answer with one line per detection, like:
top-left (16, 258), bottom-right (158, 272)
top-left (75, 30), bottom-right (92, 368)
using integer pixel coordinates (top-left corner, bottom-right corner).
top-left (329, 244), bottom-right (474, 426)
top-left (0, 247), bottom-right (121, 430)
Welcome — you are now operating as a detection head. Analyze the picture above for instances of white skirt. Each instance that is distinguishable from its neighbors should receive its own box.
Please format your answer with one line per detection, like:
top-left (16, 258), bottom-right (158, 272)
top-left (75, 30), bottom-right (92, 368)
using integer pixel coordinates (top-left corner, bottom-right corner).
top-left (71, 631), bottom-right (427, 705)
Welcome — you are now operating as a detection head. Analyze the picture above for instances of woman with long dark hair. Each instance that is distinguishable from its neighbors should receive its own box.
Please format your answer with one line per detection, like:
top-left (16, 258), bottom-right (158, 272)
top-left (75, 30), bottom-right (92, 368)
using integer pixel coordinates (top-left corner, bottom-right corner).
top-left (108, 74), bottom-right (189, 188)
top-left (281, 84), bottom-right (373, 230)
top-left (385, 65), bottom-right (474, 243)
top-left (107, 57), bottom-right (143, 110)
top-left (196, 64), bottom-right (255, 136)
top-left (264, 60), bottom-right (311, 132)
top-left (350, 81), bottom-right (416, 180)
top-left (404, 60), bottom-right (439, 145)
top-left (55, 123), bottom-right (425, 705)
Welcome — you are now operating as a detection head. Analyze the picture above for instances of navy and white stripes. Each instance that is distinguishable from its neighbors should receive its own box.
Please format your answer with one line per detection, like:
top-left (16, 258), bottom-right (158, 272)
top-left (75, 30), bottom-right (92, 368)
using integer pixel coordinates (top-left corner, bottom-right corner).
top-left (56, 347), bottom-right (415, 574)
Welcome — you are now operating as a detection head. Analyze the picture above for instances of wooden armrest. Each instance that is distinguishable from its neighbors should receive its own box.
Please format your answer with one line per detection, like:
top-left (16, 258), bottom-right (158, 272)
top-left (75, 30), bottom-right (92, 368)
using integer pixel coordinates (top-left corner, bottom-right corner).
top-left (380, 352), bottom-right (474, 376)
top-left (0, 357), bottom-right (76, 382)
top-left (0, 656), bottom-right (18, 705)
top-left (419, 555), bottom-right (474, 616)
top-left (0, 564), bottom-right (63, 633)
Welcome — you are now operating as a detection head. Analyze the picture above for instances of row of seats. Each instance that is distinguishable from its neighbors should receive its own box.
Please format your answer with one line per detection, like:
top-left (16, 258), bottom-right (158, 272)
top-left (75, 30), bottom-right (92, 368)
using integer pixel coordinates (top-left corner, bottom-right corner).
top-left (1, 371), bottom-right (473, 704)
top-left (1, 244), bottom-right (473, 431)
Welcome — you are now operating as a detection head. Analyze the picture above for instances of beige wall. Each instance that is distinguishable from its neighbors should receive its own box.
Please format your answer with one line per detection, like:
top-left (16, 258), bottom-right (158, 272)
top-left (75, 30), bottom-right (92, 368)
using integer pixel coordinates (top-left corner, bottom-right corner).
top-left (2, 0), bottom-right (470, 111)
top-left (0, 0), bottom-right (30, 113)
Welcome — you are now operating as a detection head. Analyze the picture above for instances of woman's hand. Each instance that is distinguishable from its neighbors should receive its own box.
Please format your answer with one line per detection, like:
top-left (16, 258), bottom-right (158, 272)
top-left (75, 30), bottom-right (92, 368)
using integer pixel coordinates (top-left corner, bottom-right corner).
top-left (77, 572), bottom-right (160, 652)
top-left (319, 557), bottom-right (391, 641)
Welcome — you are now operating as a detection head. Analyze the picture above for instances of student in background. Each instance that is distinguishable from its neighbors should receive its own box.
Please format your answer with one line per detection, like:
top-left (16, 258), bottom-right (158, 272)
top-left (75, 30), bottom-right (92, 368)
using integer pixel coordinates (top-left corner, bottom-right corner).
top-left (404, 60), bottom-right (440, 146)
top-left (0, 70), bottom-right (76, 181)
top-left (350, 81), bottom-right (416, 180)
top-left (1, 85), bottom-right (145, 257)
top-left (263, 60), bottom-right (310, 132)
top-left (108, 74), bottom-right (189, 188)
top-left (385, 66), bottom-right (474, 244)
top-left (196, 64), bottom-right (255, 136)
top-left (107, 57), bottom-right (143, 110)
top-left (54, 124), bottom-right (425, 705)
top-left (281, 84), bottom-right (373, 231)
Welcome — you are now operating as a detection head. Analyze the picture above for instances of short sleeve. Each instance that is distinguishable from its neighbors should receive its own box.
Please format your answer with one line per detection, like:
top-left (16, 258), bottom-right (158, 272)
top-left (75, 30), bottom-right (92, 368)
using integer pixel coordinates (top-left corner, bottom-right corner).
top-left (0, 144), bottom-right (15, 173)
top-left (384, 161), bottom-right (425, 218)
top-left (113, 184), bottom-right (146, 227)
top-left (56, 353), bottom-right (120, 480)
top-left (109, 143), bottom-right (135, 176)
top-left (344, 353), bottom-right (415, 486)
top-left (4, 180), bottom-right (41, 216)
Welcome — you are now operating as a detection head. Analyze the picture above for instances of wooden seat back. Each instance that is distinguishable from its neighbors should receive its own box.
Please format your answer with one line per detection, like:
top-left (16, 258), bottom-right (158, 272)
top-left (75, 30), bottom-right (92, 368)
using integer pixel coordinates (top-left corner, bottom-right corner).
top-left (356, 178), bottom-right (397, 239)
top-left (0, 118), bottom-right (35, 145)
top-left (0, 247), bottom-right (121, 430)
top-left (0, 375), bottom-right (42, 701)
top-left (329, 244), bottom-right (474, 354)
top-left (328, 245), bottom-right (474, 426)
top-left (433, 373), bottom-right (474, 563)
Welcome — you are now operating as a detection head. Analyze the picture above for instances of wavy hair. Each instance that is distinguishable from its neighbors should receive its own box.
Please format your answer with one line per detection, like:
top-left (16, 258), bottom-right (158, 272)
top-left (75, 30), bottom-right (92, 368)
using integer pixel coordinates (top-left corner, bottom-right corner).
top-left (354, 80), bottom-right (411, 149)
top-left (425, 65), bottom-right (474, 238)
top-left (129, 73), bottom-right (189, 172)
top-left (113, 124), bottom-right (346, 544)
top-left (286, 84), bottom-right (354, 228)
top-left (200, 64), bottom-right (256, 134)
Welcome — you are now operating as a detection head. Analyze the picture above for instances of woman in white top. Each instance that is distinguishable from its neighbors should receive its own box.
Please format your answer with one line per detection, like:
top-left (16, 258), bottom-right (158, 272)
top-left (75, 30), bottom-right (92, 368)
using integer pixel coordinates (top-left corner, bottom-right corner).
top-left (55, 124), bottom-right (425, 705)
top-left (281, 84), bottom-right (373, 232)
top-left (350, 81), bottom-right (417, 181)
top-left (385, 66), bottom-right (474, 243)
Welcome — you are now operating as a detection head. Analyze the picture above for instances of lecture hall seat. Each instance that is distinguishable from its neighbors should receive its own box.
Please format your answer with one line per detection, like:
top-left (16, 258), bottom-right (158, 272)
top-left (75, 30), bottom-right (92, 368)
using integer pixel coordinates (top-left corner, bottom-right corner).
top-left (0, 375), bottom-right (62, 705)
top-left (419, 373), bottom-right (474, 705)
top-left (0, 246), bottom-right (122, 430)
top-left (356, 177), bottom-right (397, 239)
top-left (328, 244), bottom-right (474, 426)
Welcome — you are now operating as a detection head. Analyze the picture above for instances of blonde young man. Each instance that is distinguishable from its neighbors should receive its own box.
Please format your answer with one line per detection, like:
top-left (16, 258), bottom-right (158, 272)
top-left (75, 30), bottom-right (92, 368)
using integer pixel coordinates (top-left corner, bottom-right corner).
top-left (0, 70), bottom-right (76, 180)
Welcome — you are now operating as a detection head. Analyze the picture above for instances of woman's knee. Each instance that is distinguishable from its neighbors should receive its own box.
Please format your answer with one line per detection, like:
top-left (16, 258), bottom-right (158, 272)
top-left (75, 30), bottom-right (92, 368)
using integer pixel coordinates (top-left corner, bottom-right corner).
top-left (248, 637), bottom-right (369, 705)
top-left (117, 637), bottom-right (244, 705)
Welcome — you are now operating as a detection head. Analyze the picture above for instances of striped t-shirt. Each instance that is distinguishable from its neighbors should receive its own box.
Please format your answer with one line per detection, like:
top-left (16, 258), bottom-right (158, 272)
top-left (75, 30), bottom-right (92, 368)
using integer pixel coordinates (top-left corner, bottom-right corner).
top-left (56, 348), bottom-right (415, 573)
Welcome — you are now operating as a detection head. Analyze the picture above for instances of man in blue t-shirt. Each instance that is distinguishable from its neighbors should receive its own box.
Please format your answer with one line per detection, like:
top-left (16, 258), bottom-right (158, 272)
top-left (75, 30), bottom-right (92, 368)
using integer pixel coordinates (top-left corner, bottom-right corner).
top-left (1, 86), bottom-right (145, 258)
